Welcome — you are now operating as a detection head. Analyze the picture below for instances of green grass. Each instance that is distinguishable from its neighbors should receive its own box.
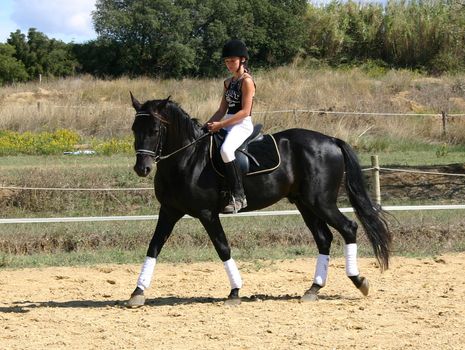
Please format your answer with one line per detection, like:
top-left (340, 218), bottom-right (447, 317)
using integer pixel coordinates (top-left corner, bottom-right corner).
top-left (359, 149), bottom-right (465, 166)
top-left (0, 154), bottom-right (133, 167)
top-left (1, 146), bottom-right (462, 174)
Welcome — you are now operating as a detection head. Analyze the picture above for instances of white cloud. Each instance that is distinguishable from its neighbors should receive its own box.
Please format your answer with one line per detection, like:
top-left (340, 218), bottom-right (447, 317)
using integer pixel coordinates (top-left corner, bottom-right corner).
top-left (10, 0), bottom-right (96, 41)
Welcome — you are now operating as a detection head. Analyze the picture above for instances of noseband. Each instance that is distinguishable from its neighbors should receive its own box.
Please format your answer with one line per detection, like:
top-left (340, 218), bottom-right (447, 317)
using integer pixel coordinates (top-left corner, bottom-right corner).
top-left (134, 111), bottom-right (209, 164)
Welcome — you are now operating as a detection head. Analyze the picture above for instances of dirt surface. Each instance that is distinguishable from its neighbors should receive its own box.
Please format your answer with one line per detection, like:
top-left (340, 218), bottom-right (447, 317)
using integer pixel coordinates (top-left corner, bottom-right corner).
top-left (1, 254), bottom-right (464, 349)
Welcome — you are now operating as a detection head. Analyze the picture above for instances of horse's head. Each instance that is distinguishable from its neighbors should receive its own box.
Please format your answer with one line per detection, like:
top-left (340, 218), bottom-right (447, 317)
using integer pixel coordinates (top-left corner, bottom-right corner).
top-left (130, 92), bottom-right (170, 177)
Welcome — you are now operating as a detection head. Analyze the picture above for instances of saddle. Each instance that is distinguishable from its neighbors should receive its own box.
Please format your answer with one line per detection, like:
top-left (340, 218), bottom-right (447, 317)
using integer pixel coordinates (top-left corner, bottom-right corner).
top-left (210, 124), bottom-right (281, 176)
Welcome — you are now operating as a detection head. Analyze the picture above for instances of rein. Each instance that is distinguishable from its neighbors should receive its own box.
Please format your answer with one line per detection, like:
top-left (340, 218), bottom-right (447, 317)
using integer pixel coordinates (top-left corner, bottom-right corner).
top-left (135, 112), bottom-right (210, 164)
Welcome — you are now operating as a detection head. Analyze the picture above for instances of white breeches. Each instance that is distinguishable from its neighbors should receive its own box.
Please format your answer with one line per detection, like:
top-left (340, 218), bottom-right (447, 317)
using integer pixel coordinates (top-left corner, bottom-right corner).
top-left (220, 115), bottom-right (253, 163)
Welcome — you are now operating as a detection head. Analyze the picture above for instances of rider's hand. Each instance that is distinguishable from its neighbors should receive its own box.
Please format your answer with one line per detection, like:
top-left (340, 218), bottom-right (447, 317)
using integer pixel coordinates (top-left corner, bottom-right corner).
top-left (207, 121), bottom-right (223, 133)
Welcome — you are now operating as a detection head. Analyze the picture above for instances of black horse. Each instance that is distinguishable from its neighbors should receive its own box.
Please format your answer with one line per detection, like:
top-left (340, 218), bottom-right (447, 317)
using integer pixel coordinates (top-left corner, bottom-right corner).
top-left (127, 93), bottom-right (391, 307)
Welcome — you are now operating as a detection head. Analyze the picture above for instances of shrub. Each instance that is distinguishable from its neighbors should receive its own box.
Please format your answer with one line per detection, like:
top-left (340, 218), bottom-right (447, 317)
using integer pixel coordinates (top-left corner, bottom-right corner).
top-left (92, 136), bottom-right (133, 155)
top-left (0, 129), bottom-right (80, 155)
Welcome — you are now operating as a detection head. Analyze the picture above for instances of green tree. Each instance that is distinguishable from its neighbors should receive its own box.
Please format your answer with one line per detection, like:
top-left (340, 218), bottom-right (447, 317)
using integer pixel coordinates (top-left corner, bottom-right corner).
top-left (92, 0), bottom-right (308, 77)
top-left (6, 30), bottom-right (29, 66)
top-left (7, 28), bottom-right (77, 79)
top-left (249, 0), bottom-right (307, 66)
top-left (0, 43), bottom-right (29, 85)
top-left (93, 0), bottom-right (197, 77)
top-left (73, 39), bottom-right (127, 77)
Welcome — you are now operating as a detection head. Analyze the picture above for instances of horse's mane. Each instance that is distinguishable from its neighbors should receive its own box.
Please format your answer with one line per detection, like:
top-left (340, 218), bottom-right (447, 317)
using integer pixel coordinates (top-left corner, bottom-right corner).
top-left (143, 99), bottom-right (203, 140)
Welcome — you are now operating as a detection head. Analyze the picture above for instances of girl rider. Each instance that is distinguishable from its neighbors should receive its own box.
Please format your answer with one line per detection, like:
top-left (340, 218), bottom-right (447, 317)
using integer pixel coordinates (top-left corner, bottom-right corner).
top-left (206, 39), bottom-right (255, 214)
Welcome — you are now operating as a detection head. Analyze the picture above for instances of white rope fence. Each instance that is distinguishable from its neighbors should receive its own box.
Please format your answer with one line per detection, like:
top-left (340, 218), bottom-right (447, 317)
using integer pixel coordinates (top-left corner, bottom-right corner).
top-left (2, 205), bottom-right (465, 224)
top-left (254, 109), bottom-right (465, 117)
top-left (23, 103), bottom-right (465, 117)
top-left (378, 167), bottom-right (465, 177)
top-left (360, 167), bottom-right (465, 177)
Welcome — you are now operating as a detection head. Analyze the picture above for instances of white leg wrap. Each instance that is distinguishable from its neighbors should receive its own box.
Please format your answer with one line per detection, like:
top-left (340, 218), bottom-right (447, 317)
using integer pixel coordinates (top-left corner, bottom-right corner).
top-left (137, 256), bottom-right (157, 290)
top-left (224, 258), bottom-right (243, 289)
top-left (313, 254), bottom-right (330, 286)
top-left (344, 243), bottom-right (360, 276)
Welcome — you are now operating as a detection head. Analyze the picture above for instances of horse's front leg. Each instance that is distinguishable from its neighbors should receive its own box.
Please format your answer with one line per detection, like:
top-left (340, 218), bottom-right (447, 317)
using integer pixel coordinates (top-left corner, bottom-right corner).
top-left (127, 206), bottom-right (184, 307)
top-left (199, 212), bottom-right (242, 306)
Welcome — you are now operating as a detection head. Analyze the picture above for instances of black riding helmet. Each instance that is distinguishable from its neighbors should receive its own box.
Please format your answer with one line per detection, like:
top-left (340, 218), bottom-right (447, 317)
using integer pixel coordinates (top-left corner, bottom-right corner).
top-left (222, 39), bottom-right (249, 59)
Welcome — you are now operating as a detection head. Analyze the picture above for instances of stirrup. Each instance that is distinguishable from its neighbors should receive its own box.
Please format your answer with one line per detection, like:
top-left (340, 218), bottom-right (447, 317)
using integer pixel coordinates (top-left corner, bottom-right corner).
top-left (222, 196), bottom-right (247, 214)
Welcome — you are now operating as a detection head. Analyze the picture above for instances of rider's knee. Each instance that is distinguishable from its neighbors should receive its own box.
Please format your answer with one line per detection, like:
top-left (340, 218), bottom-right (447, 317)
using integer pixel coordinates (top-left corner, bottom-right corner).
top-left (220, 146), bottom-right (235, 163)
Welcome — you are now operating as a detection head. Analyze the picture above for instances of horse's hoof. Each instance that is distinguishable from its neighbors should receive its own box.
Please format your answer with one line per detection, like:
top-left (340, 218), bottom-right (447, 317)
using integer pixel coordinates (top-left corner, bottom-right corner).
top-left (224, 297), bottom-right (241, 306)
top-left (358, 277), bottom-right (369, 296)
top-left (300, 284), bottom-right (321, 302)
top-left (300, 291), bottom-right (319, 302)
top-left (127, 294), bottom-right (146, 307)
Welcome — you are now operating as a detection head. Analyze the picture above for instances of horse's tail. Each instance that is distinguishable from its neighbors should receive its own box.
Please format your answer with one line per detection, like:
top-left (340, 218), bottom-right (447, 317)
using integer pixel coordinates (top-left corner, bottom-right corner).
top-left (335, 138), bottom-right (392, 271)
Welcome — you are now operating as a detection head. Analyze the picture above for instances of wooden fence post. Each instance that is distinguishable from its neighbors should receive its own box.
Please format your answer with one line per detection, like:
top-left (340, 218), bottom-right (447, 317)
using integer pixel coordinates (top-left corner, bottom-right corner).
top-left (441, 111), bottom-right (447, 137)
top-left (371, 155), bottom-right (381, 205)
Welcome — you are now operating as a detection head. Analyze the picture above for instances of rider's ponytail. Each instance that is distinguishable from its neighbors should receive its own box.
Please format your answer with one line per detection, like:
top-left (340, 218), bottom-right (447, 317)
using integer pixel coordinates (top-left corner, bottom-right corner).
top-left (243, 60), bottom-right (251, 74)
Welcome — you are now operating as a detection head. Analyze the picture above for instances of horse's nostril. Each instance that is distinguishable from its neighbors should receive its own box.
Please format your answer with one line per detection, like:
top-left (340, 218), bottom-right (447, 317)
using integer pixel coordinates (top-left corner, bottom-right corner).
top-left (133, 164), bottom-right (150, 177)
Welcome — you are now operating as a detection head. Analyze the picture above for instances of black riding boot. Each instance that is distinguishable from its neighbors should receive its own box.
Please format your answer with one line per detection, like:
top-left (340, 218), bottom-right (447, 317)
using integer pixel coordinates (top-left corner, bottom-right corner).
top-left (222, 160), bottom-right (247, 214)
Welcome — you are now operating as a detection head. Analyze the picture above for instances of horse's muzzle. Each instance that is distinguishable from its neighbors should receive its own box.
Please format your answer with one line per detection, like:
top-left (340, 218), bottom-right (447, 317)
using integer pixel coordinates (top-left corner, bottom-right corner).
top-left (134, 156), bottom-right (153, 177)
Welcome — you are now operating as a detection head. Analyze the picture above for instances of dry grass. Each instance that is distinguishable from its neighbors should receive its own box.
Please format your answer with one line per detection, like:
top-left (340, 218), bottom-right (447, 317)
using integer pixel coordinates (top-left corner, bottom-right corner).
top-left (1, 67), bottom-right (465, 143)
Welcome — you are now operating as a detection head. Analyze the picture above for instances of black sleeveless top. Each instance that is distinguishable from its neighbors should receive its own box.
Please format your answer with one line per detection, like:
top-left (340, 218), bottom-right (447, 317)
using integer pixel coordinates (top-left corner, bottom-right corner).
top-left (224, 75), bottom-right (254, 115)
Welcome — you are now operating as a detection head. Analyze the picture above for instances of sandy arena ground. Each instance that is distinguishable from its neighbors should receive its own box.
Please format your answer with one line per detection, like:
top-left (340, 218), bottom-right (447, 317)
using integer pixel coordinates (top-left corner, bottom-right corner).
top-left (1, 253), bottom-right (464, 349)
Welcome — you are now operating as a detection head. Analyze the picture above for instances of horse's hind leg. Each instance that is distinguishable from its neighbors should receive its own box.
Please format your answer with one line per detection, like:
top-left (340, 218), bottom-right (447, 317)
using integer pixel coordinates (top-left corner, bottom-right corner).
top-left (199, 213), bottom-right (242, 305)
top-left (296, 202), bottom-right (333, 301)
top-left (312, 203), bottom-right (369, 296)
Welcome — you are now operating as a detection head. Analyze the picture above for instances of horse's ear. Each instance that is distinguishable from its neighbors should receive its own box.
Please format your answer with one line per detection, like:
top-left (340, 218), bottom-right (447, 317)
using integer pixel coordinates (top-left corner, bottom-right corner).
top-left (130, 91), bottom-right (142, 111)
top-left (157, 95), bottom-right (171, 111)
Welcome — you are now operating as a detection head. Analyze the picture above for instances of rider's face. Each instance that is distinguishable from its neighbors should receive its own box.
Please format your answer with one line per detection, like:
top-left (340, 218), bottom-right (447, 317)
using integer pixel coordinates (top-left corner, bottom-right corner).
top-left (224, 57), bottom-right (243, 73)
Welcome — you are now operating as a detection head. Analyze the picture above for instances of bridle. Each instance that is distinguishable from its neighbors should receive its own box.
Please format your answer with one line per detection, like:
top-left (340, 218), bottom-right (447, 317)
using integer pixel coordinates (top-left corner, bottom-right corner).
top-left (134, 111), bottom-right (210, 164)
top-left (134, 112), bottom-right (166, 162)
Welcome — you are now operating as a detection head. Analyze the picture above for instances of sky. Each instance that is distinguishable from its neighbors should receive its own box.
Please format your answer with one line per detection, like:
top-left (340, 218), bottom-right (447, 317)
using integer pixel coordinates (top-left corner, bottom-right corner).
top-left (0, 0), bottom-right (97, 43)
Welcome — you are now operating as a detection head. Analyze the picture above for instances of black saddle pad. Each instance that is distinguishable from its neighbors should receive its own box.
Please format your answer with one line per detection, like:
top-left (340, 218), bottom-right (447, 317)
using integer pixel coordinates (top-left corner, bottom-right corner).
top-left (210, 133), bottom-right (281, 176)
